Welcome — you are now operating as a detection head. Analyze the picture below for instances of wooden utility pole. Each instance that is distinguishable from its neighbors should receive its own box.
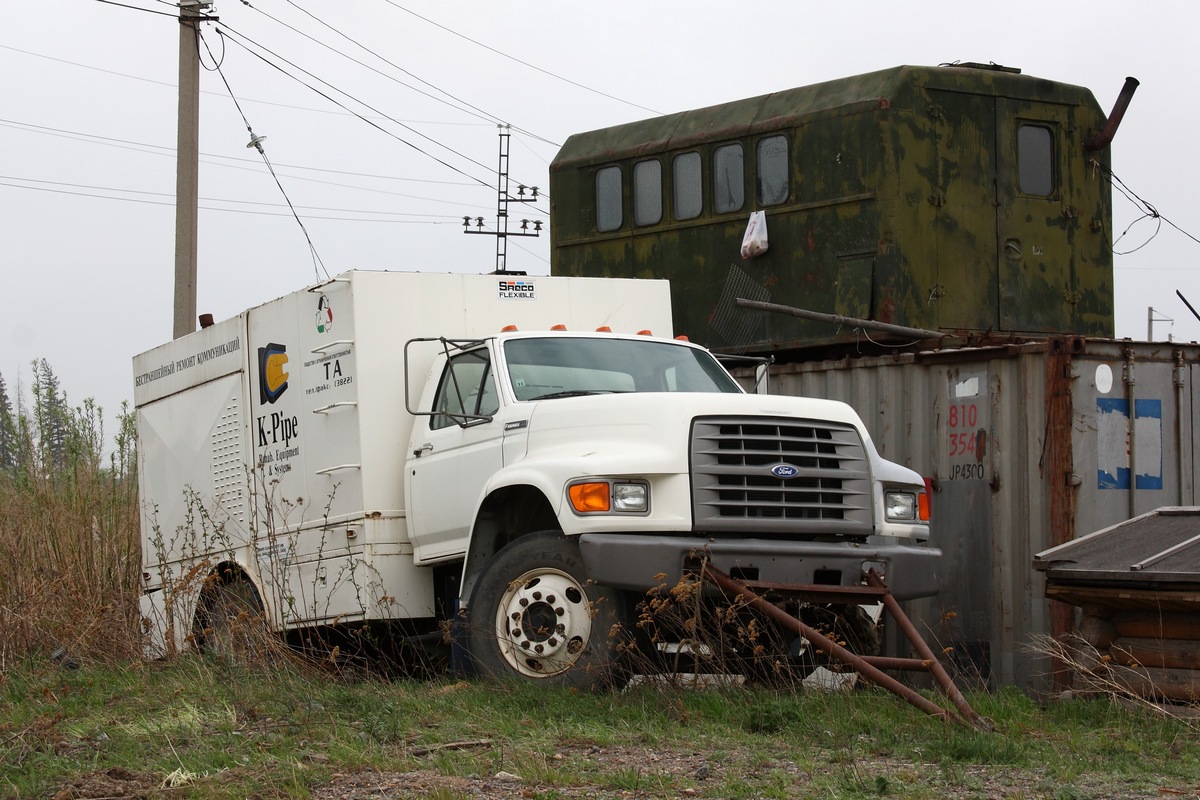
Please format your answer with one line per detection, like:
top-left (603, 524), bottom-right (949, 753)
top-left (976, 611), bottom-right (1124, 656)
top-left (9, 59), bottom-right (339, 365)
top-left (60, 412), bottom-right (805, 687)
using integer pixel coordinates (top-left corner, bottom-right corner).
top-left (173, 1), bottom-right (211, 339)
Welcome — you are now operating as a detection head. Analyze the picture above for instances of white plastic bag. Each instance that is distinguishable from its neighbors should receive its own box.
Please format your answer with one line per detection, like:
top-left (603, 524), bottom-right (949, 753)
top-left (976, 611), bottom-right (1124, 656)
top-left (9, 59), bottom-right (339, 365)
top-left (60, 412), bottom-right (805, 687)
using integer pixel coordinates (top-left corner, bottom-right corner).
top-left (740, 210), bottom-right (768, 259)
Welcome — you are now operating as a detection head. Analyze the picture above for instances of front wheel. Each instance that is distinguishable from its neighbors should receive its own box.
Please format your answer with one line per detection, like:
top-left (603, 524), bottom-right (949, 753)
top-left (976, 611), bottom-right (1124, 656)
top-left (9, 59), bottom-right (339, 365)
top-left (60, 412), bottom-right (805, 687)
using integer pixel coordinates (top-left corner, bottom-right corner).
top-left (465, 532), bottom-right (628, 690)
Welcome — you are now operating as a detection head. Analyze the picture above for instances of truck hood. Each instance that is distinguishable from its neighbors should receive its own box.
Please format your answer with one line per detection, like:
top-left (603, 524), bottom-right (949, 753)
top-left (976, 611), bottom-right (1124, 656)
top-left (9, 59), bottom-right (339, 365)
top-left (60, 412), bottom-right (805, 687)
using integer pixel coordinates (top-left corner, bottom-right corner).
top-left (517, 391), bottom-right (880, 475)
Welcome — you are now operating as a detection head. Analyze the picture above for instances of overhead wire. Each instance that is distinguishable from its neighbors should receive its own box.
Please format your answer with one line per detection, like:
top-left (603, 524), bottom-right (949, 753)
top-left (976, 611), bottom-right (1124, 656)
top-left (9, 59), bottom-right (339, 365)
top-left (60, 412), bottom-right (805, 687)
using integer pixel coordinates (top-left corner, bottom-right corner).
top-left (1, 42), bottom-right (499, 127)
top-left (91, 0), bottom-right (178, 19)
top-left (381, 0), bottom-right (663, 117)
top-left (52, 5), bottom-right (560, 220)
top-left (1, 118), bottom-right (496, 216)
top-left (214, 23), bottom-right (551, 217)
top-left (0, 174), bottom-right (468, 220)
top-left (243, 0), bottom-right (557, 148)
top-left (234, 2), bottom-right (558, 214)
top-left (199, 27), bottom-right (329, 280)
top-left (0, 118), bottom-right (476, 187)
top-left (216, 24), bottom-right (493, 187)
top-left (0, 180), bottom-right (465, 224)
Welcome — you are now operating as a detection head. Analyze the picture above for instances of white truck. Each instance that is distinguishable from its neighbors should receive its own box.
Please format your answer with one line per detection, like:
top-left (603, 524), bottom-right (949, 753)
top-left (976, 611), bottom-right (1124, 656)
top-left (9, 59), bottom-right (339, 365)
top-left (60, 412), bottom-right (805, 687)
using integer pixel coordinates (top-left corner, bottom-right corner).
top-left (134, 270), bottom-right (938, 687)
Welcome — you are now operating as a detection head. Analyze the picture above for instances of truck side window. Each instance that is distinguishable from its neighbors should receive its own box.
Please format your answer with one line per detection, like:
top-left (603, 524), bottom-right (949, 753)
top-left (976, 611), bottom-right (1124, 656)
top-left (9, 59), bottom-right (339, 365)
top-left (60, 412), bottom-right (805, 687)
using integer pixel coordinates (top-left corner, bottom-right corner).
top-left (431, 348), bottom-right (498, 429)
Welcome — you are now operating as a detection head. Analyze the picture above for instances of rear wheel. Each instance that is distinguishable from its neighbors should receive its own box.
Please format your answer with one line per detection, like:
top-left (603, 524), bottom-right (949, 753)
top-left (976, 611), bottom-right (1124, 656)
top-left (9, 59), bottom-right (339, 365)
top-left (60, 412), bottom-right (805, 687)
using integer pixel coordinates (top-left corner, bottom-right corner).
top-left (465, 532), bottom-right (629, 689)
top-left (195, 570), bottom-right (270, 661)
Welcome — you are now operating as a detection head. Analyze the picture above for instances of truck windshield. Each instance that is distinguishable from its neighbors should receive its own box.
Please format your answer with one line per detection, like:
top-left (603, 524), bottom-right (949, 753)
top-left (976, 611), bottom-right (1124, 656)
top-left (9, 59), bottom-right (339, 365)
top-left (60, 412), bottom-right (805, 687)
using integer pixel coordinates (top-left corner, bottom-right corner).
top-left (503, 336), bottom-right (741, 400)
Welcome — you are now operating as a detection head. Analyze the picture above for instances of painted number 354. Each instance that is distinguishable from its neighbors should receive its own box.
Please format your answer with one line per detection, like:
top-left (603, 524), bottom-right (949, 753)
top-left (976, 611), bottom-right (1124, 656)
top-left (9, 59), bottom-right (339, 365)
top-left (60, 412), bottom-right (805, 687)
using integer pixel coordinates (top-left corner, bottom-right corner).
top-left (948, 432), bottom-right (979, 457)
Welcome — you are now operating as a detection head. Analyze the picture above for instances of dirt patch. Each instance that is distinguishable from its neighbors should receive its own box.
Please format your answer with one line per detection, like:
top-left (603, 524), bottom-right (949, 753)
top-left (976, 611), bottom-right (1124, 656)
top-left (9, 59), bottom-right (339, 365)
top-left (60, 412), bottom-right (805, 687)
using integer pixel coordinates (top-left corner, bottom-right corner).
top-left (308, 744), bottom-right (1187, 800)
top-left (49, 767), bottom-right (162, 800)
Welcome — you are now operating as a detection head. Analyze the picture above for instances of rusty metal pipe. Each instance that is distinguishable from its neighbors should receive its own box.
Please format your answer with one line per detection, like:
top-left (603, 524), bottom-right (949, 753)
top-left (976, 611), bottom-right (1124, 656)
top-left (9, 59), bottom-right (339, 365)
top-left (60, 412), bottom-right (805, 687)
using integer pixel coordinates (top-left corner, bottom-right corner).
top-left (865, 571), bottom-right (992, 730)
top-left (735, 298), bottom-right (948, 341)
top-left (703, 566), bottom-right (959, 725)
top-left (859, 655), bottom-right (935, 672)
top-left (1083, 77), bottom-right (1139, 152)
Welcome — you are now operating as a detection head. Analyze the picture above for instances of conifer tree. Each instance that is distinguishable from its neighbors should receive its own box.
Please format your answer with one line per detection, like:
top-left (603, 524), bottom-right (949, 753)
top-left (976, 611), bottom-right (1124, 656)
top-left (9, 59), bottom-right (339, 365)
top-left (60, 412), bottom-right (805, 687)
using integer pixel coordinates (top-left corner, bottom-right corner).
top-left (32, 359), bottom-right (70, 475)
top-left (0, 372), bottom-right (16, 475)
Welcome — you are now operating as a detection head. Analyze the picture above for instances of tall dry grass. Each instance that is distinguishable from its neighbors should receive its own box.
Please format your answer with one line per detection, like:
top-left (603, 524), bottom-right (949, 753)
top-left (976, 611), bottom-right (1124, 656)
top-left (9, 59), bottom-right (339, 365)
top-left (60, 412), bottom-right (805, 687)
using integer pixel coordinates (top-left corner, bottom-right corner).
top-left (0, 368), bottom-right (142, 669)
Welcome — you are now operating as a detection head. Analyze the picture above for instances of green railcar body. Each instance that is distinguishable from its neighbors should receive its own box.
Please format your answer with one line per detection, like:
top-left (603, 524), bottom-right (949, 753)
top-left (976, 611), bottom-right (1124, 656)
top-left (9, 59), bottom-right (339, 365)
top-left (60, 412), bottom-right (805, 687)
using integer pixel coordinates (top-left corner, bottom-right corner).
top-left (550, 63), bottom-right (1118, 352)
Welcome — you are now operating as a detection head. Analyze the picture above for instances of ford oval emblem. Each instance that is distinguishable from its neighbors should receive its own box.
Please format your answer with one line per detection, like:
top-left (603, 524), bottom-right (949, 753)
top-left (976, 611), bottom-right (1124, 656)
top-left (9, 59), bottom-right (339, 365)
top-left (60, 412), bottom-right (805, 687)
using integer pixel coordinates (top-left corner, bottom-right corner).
top-left (770, 463), bottom-right (798, 479)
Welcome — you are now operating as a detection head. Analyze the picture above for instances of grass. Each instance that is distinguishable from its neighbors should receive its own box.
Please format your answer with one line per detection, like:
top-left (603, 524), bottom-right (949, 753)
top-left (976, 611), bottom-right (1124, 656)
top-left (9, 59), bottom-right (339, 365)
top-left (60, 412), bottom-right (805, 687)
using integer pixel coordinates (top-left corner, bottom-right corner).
top-left (3, 654), bottom-right (1199, 799)
top-left (3, 365), bottom-right (1199, 798)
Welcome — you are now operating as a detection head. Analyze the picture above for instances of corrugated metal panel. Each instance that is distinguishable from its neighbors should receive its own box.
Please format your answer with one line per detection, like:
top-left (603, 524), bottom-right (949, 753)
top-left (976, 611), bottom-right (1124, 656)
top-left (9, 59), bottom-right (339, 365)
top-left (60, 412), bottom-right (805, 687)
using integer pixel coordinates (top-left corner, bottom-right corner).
top-left (1035, 507), bottom-right (1200, 583)
top-left (757, 337), bottom-right (1200, 690)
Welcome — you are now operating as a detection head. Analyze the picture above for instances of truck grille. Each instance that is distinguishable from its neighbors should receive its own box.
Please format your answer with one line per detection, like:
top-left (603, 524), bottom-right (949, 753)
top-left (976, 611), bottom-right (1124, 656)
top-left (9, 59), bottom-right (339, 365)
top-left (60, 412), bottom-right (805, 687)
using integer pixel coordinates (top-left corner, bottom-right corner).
top-left (691, 417), bottom-right (872, 536)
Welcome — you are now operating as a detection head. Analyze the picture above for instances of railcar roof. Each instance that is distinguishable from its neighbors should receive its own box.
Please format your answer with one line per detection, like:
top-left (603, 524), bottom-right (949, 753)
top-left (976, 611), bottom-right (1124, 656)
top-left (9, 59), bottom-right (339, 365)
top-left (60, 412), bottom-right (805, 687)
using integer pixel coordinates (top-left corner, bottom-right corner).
top-left (553, 64), bottom-right (1100, 169)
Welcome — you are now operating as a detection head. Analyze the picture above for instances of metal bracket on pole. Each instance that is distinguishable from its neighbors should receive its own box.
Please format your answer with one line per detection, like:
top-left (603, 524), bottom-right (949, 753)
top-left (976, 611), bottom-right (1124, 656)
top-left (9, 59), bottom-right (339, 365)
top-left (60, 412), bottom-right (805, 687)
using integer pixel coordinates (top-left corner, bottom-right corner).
top-left (462, 126), bottom-right (541, 275)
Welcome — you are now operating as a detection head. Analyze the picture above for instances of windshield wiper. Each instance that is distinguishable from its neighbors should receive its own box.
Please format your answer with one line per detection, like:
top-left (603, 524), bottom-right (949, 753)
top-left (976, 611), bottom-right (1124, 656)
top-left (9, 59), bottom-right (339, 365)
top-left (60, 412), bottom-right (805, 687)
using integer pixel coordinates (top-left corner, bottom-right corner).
top-left (528, 389), bottom-right (614, 401)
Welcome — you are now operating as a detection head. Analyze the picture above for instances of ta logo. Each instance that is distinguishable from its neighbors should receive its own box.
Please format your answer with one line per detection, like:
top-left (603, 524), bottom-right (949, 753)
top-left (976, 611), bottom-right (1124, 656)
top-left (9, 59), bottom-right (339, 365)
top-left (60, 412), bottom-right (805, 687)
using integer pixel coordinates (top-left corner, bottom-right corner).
top-left (258, 342), bottom-right (289, 404)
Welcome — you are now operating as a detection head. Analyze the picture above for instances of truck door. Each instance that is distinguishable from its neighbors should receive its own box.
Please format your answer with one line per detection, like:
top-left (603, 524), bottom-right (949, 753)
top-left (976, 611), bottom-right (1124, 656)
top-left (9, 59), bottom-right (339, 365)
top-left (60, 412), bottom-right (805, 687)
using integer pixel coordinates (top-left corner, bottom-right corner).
top-left (405, 345), bottom-right (503, 563)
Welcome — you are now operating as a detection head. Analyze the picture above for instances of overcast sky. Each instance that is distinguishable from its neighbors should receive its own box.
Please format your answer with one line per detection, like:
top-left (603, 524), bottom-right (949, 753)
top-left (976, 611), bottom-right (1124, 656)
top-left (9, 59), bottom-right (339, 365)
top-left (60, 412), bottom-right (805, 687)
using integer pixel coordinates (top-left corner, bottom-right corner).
top-left (5, 0), bottom-right (1200, 439)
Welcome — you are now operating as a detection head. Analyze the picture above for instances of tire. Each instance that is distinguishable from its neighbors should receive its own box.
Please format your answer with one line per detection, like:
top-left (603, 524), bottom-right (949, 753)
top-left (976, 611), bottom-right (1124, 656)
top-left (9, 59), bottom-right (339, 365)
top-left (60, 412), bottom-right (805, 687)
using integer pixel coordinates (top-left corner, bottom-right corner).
top-left (465, 531), bottom-right (629, 690)
top-left (195, 571), bottom-right (270, 661)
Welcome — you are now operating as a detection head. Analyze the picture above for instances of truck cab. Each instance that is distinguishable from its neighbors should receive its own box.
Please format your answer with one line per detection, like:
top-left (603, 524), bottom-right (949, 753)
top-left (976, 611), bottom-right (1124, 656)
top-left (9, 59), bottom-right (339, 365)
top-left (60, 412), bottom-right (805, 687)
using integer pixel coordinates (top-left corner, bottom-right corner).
top-left (404, 328), bottom-right (937, 685)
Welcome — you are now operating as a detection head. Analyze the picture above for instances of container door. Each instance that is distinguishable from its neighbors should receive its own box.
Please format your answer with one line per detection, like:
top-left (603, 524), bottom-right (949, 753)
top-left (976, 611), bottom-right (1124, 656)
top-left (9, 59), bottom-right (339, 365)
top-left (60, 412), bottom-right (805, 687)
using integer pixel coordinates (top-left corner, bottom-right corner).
top-left (925, 89), bottom-right (999, 332)
top-left (405, 345), bottom-right (504, 563)
top-left (995, 100), bottom-right (1075, 333)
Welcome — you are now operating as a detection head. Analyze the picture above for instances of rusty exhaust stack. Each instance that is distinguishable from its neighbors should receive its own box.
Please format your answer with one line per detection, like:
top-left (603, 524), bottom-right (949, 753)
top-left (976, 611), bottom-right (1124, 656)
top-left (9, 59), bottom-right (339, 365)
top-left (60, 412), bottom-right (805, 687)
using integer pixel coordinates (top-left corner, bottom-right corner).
top-left (1084, 76), bottom-right (1139, 152)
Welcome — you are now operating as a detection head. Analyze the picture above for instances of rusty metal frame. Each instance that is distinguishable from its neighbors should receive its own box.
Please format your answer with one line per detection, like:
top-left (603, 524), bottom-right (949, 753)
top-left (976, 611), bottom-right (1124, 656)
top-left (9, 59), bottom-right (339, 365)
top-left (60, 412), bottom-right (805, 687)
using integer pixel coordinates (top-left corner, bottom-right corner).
top-left (702, 565), bottom-right (992, 730)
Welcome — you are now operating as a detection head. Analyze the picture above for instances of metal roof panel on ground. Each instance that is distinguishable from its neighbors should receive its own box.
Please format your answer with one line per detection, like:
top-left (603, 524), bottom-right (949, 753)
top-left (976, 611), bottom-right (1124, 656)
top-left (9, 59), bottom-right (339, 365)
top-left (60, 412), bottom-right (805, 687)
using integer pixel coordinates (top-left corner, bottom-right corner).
top-left (1034, 507), bottom-right (1200, 585)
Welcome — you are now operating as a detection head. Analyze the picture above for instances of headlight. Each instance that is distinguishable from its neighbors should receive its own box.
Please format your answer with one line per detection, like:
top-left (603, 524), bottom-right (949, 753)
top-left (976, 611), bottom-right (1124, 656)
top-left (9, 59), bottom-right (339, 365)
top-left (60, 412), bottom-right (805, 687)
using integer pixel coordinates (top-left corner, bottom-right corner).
top-left (612, 482), bottom-right (648, 512)
top-left (568, 480), bottom-right (649, 514)
top-left (884, 490), bottom-right (917, 521)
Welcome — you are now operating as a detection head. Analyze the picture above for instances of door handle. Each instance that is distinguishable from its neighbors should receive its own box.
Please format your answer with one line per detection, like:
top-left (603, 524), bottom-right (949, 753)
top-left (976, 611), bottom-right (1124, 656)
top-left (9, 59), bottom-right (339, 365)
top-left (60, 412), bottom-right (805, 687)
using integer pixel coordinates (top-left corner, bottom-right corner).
top-left (413, 442), bottom-right (434, 458)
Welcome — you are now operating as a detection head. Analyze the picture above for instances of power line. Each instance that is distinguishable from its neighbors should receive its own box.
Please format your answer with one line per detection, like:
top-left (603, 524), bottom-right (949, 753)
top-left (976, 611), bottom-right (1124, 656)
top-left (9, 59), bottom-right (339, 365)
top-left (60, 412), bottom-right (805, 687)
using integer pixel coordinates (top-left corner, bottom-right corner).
top-left (381, 1), bottom-right (663, 117)
top-left (216, 24), bottom-right (497, 188)
top-left (0, 119), bottom-right (506, 215)
top-left (0, 177), bottom-right (468, 222)
top-left (245, 0), bottom-right (555, 147)
top-left (0, 44), bottom-right (500, 126)
top-left (200, 28), bottom-right (328, 280)
top-left (0, 117), bottom-right (477, 187)
top-left (214, 20), bottom-right (550, 205)
top-left (1095, 160), bottom-right (1200, 254)
top-left (91, 0), bottom-right (179, 19)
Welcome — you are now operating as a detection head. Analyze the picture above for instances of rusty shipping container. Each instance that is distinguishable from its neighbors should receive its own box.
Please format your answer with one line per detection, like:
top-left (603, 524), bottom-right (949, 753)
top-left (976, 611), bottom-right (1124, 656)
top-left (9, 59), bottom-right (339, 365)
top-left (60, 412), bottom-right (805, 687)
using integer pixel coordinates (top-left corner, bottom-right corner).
top-left (757, 337), bottom-right (1199, 690)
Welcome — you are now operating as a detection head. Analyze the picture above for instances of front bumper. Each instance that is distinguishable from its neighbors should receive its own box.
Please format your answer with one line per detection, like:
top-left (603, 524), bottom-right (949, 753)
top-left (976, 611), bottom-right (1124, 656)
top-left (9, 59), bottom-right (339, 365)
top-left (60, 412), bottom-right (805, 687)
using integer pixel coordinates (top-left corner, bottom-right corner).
top-left (578, 534), bottom-right (941, 601)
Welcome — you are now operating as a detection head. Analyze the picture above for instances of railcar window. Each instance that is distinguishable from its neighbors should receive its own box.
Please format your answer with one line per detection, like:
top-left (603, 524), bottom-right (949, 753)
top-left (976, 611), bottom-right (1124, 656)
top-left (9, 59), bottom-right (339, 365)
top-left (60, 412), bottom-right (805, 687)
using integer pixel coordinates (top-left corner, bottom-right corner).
top-left (713, 144), bottom-right (744, 214)
top-left (633, 159), bottom-right (662, 226)
top-left (673, 151), bottom-right (702, 220)
top-left (596, 165), bottom-right (623, 232)
top-left (757, 135), bottom-right (789, 205)
top-left (1018, 125), bottom-right (1054, 196)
